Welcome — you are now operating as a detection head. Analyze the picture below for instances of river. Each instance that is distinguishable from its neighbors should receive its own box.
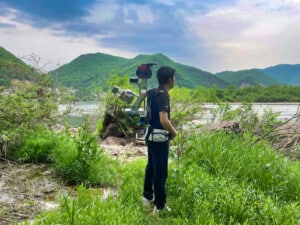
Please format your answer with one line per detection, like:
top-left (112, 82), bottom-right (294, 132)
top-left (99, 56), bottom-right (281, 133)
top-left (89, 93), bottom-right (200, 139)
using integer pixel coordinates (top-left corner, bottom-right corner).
top-left (63, 102), bottom-right (300, 122)
top-left (202, 102), bottom-right (300, 122)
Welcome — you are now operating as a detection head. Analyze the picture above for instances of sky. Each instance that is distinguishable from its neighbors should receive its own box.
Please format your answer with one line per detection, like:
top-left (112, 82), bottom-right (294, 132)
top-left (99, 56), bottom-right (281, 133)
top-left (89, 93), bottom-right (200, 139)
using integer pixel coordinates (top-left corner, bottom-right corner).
top-left (0, 0), bottom-right (299, 73)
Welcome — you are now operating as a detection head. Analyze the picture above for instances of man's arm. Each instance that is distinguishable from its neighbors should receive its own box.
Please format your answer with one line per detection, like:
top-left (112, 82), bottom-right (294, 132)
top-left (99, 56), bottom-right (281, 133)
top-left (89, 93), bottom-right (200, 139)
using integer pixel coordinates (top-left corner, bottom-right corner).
top-left (159, 111), bottom-right (177, 140)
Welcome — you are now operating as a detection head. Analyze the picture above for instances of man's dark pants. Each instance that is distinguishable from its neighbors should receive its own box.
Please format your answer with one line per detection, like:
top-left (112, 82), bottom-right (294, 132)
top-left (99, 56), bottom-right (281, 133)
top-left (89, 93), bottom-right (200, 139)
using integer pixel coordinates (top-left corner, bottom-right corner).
top-left (143, 141), bottom-right (169, 210)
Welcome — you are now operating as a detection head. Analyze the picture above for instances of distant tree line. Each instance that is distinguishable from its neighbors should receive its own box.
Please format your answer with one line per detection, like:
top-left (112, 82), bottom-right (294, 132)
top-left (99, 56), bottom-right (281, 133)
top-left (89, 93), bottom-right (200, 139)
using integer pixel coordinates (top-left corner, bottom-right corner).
top-left (213, 85), bottom-right (300, 102)
top-left (73, 84), bottom-right (300, 102)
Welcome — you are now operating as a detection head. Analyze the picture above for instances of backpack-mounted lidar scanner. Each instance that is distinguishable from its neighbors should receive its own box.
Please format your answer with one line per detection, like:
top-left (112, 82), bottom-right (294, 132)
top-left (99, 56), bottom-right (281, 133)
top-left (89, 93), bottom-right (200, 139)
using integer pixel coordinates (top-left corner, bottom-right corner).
top-left (112, 63), bottom-right (156, 137)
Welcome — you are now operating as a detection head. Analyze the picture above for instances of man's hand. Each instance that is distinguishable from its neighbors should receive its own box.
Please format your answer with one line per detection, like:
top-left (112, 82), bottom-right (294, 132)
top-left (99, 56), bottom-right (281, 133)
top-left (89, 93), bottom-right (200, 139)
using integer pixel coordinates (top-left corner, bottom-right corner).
top-left (169, 132), bottom-right (177, 141)
top-left (159, 111), bottom-right (177, 141)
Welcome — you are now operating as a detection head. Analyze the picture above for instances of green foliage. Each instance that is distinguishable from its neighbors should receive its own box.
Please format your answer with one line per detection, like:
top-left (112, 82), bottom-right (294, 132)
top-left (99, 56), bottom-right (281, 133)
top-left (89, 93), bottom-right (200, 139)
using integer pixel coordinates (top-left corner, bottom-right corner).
top-left (14, 128), bottom-right (65, 163)
top-left (3, 46), bottom-right (300, 103)
top-left (0, 46), bottom-right (41, 86)
top-left (169, 131), bottom-right (300, 224)
top-left (61, 115), bottom-right (89, 128)
top-left (114, 111), bottom-right (140, 137)
top-left (100, 74), bottom-right (142, 137)
top-left (258, 108), bottom-right (282, 134)
top-left (216, 69), bottom-right (278, 87)
top-left (49, 52), bottom-right (228, 99)
top-left (192, 85), bottom-right (219, 102)
top-left (97, 118), bottom-right (104, 137)
top-left (73, 88), bottom-right (101, 101)
top-left (182, 131), bottom-right (300, 202)
top-left (211, 102), bottom-right (284, 143)
top-left (0, 79), bottom-right (63, 159)
top-left (29, 134), bottom-right (300, 224)
top-left (30, 185), bottom-right (148, 225)
top-left (263, 64), bottom-right (300, 85)
top-left (105, 74), bottom-right (137, 109)
top-left (214, 85), bottom-right (300, 102)
top-left (50, 53), bottom-right (128, 90)
top-left (0, 83), bottom-right (57, 130)
top-left (211, 102), bottom-right (259, 130)
top-left (51, 125), bottom-right (118, 186)
top-left (169, 164), bottom-right (300, 224)
top-left (169, 86), bottom-right (203, 127)
top-left (5, 120), bottom-right (117, 185)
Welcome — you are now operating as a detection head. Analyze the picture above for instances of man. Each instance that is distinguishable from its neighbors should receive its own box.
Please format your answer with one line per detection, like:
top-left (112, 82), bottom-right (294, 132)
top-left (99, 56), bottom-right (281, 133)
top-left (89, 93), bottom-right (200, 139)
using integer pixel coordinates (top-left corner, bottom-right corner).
top-left (142, 66), bottom-right (177, 214)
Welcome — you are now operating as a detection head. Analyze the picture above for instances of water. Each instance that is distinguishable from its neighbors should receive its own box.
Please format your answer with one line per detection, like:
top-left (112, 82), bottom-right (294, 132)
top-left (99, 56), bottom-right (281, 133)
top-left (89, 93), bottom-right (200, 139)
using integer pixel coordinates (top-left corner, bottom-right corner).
top-left (59, 101), bottom-right (101, 116)
top-left (66, 102), bottom-right (300, 122)
top-left (202, 103), bottom-right (300, 122)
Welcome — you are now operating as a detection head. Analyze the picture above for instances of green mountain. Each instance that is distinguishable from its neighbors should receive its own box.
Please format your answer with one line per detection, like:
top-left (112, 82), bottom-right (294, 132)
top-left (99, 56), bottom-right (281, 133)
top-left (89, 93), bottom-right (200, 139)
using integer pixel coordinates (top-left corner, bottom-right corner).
top-left (261, 64), bottom-right (300, 86)
top-left (0, 46), bottom-right (38, 86)
top-left (50, 52), bottom-right (128, 89)
top-left (49, 53), bottom-right (229, 91)
top-left (2, 45), bottom-right (299, 91)
top-left (215, 69), bottom-right (279, 87)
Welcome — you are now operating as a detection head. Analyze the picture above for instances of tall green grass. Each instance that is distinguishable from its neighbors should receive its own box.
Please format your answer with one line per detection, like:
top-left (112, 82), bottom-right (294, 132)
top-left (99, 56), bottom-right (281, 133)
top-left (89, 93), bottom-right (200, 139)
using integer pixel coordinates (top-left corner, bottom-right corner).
top-left (182, 131), bottom-right (300, 202)
top-left (51, 127), bottom-right (118, 186)
top-left (168, 164), bottom-right (300, 224)
top-left (14, 128), bottom-right (65, 163)
top-left (14, 126), bottom-right (118, 186)
top-left (25, 131), bottom-right (300, 224)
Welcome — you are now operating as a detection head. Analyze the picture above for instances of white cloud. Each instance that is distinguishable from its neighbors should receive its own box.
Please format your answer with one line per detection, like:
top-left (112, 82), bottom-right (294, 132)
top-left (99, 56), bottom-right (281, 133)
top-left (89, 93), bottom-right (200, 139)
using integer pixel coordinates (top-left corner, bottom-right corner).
top-left (122, 4), bottom-right (155, 24)
top-left (184, 0), bottom-right (300, 72)
top-left (0, 11), bottom-right (137, 71)
top-left (240, 0), bottom-right (300, 11)
top-left (152, 0), bottom-right (178, 6)
top-left (85, 1), bottom-right (155, 25)
top-left (132, 4), bottom-right (155, 24)
top-left (84, 1), bottom-right (120, 24)
top-left (1, 0), bottom-right (299, 73)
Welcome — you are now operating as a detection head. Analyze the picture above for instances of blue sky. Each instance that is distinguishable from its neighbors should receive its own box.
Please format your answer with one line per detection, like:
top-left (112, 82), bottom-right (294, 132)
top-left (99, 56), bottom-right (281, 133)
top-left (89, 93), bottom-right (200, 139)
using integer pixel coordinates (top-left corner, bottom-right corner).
top-left (0, 0), bottom-right (299, 73)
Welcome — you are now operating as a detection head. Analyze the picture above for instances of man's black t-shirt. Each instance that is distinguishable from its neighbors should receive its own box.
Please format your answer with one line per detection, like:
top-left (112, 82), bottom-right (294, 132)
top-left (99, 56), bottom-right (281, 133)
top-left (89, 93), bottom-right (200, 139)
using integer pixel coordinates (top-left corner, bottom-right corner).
top-left (148, 85), bottom-right (170, 130)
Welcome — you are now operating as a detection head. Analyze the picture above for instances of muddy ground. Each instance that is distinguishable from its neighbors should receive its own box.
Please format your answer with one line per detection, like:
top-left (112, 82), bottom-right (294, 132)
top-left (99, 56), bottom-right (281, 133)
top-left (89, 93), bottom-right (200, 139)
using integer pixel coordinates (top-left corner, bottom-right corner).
top-left (0, 137), bottom-right (147, 225)
top-left (0, 162), bottom-right (62, 225)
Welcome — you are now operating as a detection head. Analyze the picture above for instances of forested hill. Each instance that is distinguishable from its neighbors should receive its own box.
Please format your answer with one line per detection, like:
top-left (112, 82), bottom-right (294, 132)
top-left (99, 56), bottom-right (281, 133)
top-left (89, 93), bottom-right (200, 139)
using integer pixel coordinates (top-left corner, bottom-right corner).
top-left (215, 69), bottom-right (279, 87)
top-left (1, 45), bottom-right (299, 90)
top-left (50, 51), bottom-right (300, 91)
top-left (261, 64), bottom-right (300, 86)
top-left (215, 64), bottom-right (300, 87)
top-left (0, 46), bottom-right (38, 86)
top-left (49, 52), bottom-right (229, 90)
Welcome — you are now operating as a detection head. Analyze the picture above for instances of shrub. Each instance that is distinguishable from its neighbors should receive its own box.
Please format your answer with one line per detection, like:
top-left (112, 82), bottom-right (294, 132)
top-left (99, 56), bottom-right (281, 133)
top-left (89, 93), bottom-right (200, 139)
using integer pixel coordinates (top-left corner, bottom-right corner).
top-left (211, 102), bottom-right (259, 130)
top-left (0, 78), bottom-right (72, 160)
top-left (51, 125), bottom-right (118, 186)
top-left (14, 128), bottom-right (65, 163)
top-left (169, 86), bottom-right (203, 128)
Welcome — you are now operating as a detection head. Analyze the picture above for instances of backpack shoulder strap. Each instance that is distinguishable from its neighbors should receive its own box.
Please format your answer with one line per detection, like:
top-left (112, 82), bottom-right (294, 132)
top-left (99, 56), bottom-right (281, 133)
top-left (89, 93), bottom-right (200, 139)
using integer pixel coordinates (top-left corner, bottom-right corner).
top-left (146, 88), bottom-right (158, 125)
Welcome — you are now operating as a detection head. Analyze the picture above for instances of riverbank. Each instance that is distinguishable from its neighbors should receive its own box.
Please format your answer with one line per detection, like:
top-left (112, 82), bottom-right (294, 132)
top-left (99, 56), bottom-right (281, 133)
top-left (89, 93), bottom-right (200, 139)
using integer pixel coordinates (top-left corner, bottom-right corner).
top-left (0, 162), bottom-right (60, 225)
top-left (0, 136), bottom-right (147, 225)
top-left (7, 130), bottom-right (300, 225)
top-left (1, 101), bottom-right (299, 224)
top-left (64, 102), bottom-right (300, 124)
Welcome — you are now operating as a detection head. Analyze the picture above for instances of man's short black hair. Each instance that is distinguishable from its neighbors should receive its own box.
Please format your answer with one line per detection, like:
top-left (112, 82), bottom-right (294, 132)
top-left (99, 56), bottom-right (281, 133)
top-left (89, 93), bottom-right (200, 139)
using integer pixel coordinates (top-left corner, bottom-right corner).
top-left (156, 66), bottom-right (176, 85)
